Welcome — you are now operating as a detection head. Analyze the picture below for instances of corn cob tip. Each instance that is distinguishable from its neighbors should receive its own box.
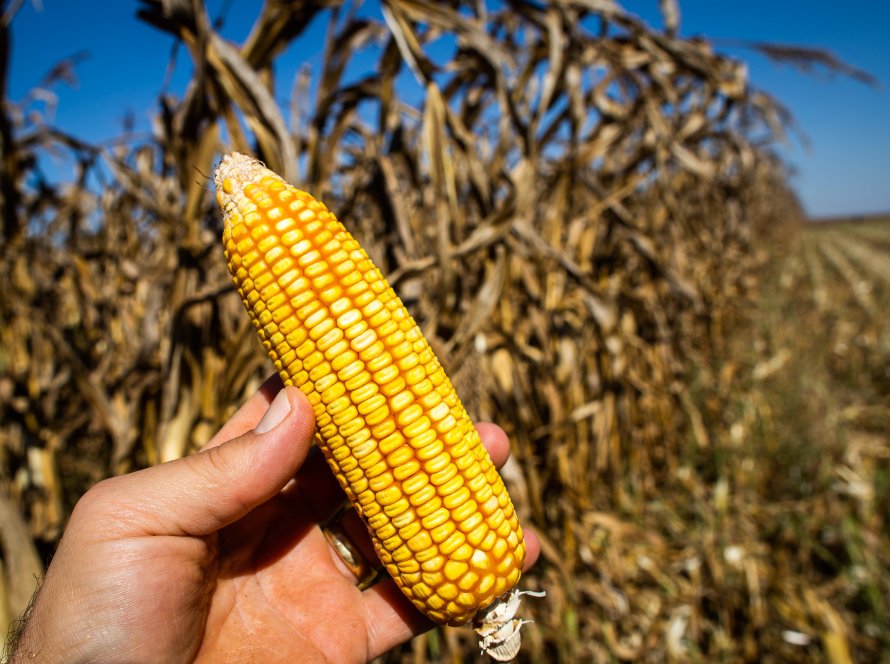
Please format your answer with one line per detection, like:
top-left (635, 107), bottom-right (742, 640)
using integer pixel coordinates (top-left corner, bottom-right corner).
top-left (213, 151), bottom-right (264, 193)
top-left (213, 152), bottom-right (269, 229)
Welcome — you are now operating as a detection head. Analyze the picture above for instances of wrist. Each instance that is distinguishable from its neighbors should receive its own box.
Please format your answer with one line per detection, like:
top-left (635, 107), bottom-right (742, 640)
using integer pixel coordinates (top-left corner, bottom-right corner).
top-left (9, 586), bottom-right (81, 664)
top-left (7, 549), bottom-right (114, 664)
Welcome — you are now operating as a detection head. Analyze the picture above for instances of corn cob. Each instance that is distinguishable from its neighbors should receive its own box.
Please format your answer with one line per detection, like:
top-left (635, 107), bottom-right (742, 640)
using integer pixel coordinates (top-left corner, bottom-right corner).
top-left (214, 152), bottom-right (539, 659)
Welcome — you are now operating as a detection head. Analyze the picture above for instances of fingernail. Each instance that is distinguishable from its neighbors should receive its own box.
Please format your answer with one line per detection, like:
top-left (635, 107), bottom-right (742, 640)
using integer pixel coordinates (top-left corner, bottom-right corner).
top-left (255, 389), bottom-right (291, 433)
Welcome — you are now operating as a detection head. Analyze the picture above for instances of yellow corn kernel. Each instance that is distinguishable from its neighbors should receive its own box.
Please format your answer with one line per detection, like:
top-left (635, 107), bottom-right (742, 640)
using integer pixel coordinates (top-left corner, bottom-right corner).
top-left (214, 152), bottom-right (525, 627)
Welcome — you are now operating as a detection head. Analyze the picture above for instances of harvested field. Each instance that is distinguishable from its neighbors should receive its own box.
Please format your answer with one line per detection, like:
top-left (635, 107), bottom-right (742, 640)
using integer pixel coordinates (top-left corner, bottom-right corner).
top-left (1, 1), bottom-right (887, 661)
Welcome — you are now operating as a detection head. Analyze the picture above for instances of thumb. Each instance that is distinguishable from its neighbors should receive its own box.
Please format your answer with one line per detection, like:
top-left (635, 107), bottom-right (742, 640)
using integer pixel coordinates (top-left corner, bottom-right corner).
top-left (98, 386), bottom-right (317, 538)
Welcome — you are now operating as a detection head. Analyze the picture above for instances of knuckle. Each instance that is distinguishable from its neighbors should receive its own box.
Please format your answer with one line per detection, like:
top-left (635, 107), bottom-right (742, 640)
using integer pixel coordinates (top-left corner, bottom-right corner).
top-left (190, 439), bottom-right (252, 493)
top-left (197, 442), bottom-right (235, 479)
top-left (75, 477), bottom-right (116, 512)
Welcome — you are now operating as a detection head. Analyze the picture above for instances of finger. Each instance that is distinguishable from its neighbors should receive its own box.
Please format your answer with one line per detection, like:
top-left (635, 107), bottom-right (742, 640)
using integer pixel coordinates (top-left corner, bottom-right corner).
top-left (521, 527), bottom-right (541, 570)
top-left (203, 374), bottom-right (284, 449)
top-left (337, 508), bottom-right (379, 574)
top-left (476, 422), bottom-right (510, 468)
top-left (92, 387), bottom-right (316, 538)
top-left (282, 447), bottom-right (349, 524)
top-left (362, 579), bottom-right (433, 658)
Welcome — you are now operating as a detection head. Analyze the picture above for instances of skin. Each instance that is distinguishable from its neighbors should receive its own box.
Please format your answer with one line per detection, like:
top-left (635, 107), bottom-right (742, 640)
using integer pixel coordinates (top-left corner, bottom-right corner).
top-left (10, 376), bottom-right (540, 664)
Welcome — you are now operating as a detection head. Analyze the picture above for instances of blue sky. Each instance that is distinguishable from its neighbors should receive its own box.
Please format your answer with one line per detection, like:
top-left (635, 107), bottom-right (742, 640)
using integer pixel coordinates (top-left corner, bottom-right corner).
top-left (8, 1), bottom-right (889, 218)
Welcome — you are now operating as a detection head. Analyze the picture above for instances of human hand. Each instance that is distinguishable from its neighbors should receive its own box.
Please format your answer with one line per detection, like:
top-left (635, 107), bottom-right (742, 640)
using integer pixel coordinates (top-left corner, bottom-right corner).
top-left (11, 376), bottom-right (540, 663)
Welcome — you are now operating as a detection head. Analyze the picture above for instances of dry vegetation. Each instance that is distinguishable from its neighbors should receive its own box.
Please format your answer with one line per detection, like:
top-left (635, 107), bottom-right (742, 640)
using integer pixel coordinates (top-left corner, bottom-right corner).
top-left (1, 0), bottom-right (887, 661)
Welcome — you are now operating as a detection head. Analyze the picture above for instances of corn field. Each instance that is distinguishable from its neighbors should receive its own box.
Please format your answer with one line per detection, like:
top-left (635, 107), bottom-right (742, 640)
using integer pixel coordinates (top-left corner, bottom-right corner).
top-left (1, 1), bottom-right (887, 661)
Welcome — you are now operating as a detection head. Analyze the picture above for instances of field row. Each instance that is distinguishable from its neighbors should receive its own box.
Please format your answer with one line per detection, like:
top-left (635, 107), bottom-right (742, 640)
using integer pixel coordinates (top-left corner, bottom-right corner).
top-left (791, 222), bottom-right (890, 317)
